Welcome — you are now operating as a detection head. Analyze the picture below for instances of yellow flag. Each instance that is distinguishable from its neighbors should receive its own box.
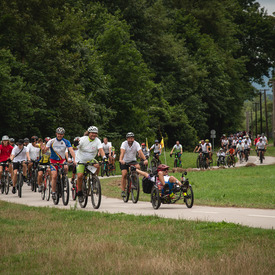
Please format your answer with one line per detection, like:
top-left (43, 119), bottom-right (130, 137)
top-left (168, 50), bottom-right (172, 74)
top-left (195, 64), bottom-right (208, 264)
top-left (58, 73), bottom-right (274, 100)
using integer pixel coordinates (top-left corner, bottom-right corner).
top-left (160, 137), bottom-right (165, 149)
top-left (146, 138), bottom-right (149, 151)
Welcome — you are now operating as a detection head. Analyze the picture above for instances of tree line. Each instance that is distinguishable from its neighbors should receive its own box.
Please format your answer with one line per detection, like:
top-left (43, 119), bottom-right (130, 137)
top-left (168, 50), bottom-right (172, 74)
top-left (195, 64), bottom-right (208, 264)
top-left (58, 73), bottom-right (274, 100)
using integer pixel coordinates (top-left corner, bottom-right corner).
top-left (0, 0), bottom-right (274, 150)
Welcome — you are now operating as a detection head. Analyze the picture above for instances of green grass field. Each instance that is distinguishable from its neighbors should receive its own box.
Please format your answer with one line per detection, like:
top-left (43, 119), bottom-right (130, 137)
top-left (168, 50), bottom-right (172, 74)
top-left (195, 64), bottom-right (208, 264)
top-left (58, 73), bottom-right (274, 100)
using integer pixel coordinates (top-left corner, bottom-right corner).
top-left (1, 201), bottom-right (274, 274)
top-left (100, 164), bottom-right (275, 209)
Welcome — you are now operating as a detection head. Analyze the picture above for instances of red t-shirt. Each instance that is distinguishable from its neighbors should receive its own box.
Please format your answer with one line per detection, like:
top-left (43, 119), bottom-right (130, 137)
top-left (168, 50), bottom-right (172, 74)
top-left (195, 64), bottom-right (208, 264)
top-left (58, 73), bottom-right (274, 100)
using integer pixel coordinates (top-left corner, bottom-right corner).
top-left (0, 144), bottom-right (14, 162)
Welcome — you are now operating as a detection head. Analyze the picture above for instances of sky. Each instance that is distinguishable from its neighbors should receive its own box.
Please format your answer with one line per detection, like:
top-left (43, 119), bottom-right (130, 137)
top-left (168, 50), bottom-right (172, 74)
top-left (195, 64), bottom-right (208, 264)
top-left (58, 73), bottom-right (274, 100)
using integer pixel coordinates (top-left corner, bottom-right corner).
top-left (257, 0), bottom-right (275, 15)
top-left (251, 1), bottom-right (274, 92)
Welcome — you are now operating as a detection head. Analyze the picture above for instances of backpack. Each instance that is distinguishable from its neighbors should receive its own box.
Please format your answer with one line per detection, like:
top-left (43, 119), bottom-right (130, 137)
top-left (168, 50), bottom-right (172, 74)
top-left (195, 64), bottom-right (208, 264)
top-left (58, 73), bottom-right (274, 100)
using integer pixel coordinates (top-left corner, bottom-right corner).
top-left (142, 176), bottom-right (154, 194)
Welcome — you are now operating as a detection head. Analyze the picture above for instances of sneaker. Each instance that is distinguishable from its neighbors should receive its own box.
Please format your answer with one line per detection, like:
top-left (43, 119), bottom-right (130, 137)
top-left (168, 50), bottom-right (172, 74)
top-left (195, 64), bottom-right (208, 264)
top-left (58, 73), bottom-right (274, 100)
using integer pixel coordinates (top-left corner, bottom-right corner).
top-left (23, 176), bottom-right (27, 182)
top-left (52, 192), bottom-right (56, 200)
top-left (12, 187), bottom-right (16, 194)
top-left (38, 185), bottom-right (42, 193)
top-left (121, 191), bottom-right (126, 197)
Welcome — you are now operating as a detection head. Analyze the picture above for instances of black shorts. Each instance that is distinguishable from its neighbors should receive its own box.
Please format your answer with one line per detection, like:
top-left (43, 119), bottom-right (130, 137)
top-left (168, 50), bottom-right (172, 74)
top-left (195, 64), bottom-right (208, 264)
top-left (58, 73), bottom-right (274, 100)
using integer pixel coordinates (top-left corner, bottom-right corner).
top-left (105, 153), bottom-right (110, 159)
top-left (120, 161), bottom-right (138, 171)
top-left (154, 152), bottom-right (160, 157)
top-left (0, 160), bottom-right (9, 166)
top-left (202, 152), bottom-right (209, 158)
top-left (13, 162), bottom-right (25, 170)
top-left (38, 163), bottom-right (50, 172)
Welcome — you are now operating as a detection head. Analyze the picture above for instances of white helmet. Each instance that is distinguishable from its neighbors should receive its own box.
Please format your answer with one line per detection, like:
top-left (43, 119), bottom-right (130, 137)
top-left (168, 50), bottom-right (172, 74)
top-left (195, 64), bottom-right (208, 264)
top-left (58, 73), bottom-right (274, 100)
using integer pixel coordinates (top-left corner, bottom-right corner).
top-left (74, 136), bottom-right (80, 141)
top-left (2, 135), bottom-right (9, 141)
top-left (56, 127), bottom-right (65, 134)
top-left (126, 132), bottom-right (134, 138)
top-left (88, 126), bottom-right (98, 133)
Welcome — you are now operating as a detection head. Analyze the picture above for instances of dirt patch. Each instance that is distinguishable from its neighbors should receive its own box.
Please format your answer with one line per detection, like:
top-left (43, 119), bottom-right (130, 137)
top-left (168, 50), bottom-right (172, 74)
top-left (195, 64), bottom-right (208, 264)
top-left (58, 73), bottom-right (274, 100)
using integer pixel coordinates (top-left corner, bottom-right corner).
top-left (245, 163), bottom-right (256, 167)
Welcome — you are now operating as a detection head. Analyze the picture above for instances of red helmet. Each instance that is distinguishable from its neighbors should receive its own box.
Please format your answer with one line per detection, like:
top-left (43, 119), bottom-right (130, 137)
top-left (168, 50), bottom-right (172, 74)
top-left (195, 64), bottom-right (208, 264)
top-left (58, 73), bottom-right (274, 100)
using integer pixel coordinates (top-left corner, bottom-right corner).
top-left (157, 164), bottom-right (169, 172)
top-left (141, 143), bottom-right (145, 146)
top-left (44, 137), bottom-right (51, 142)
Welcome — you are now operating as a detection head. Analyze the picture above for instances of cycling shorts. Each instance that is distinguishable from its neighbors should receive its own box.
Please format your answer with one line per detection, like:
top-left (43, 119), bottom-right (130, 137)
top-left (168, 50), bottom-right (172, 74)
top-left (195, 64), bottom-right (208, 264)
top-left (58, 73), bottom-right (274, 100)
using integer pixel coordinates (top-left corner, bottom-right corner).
top-left (13, 162), bottom-right (25, 170)
top-left (120, 161), bottom-right (138, 171)
top-left (76, 159), bottom-right (98, 174)
top-left (38, 163), bottom-right (50, 172)
top-left (154, 152), bottom-right (160, 157)
top-left (50, 159), bottom-right (65, 171)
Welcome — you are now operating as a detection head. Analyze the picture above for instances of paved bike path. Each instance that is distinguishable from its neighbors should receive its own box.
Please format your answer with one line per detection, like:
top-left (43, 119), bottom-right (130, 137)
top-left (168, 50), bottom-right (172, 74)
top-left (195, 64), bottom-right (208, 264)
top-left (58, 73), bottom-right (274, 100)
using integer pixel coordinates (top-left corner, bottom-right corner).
top-left (0, 184), bottom-right (274, 230)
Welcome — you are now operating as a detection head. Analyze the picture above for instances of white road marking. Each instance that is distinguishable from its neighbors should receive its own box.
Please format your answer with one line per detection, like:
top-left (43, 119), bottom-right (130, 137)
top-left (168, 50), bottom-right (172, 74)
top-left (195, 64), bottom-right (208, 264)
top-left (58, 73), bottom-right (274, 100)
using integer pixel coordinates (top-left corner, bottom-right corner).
top-left (248, 215), bottom-right (275, 219)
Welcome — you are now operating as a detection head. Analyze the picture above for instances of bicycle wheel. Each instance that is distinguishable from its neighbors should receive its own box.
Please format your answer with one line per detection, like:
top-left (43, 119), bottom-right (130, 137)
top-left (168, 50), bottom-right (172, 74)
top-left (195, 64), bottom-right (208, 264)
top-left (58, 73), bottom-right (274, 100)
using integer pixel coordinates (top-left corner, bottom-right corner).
top-left (260, 151), bottom-right (263, 163)
top-left (33, 169), bottom-right (38, 192)
top-left (91, 175), bottom-right (101, 209)
top-left (106, 165), bottom-right (110, 177)
top-left (45, 175), bottom-right (51, 201)
top-left (196, 157), bottom-right (200, 168)
top-left (111, 163), bottom-right (116, 176)
top-left (53, 182), bottom-right (60, 205)
top-left (41, 176), bottom-right (46, 200)
top-left (79, 178), bottom-right (88, 208)
top-left (184, 185), bottom-right (194, 208)
top-left (131, 174), bottom-right (140, 203)
top-left (151, 186), bottom-right (161, 209)
top-left (62, 176), bottom-right (70, 206)
top-left (1, 176), bottom-right (4, 194)
top-left (71, 179), bottom-right (77, 201)
top-left (4, 173), bottom-right (10, 195)
top-left (100, 164), bottom-right (104, 177)
top-left (123, 177), bottom-right (130, 203)
top-left (18, 173), bottom-right (23, 198)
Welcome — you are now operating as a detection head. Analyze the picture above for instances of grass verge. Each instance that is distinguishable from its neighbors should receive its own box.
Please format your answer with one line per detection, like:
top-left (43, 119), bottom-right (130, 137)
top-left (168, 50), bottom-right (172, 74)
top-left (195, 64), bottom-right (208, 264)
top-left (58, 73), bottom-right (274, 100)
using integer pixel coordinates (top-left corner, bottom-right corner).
top-left (0, 201), bottom-right (274, 274)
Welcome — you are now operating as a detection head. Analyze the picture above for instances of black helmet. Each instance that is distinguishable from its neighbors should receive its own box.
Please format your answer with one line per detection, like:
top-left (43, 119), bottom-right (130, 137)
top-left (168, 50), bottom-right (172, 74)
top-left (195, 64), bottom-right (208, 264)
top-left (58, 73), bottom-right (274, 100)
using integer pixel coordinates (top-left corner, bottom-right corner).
top-left (24, 138), bottom-right (29, 143)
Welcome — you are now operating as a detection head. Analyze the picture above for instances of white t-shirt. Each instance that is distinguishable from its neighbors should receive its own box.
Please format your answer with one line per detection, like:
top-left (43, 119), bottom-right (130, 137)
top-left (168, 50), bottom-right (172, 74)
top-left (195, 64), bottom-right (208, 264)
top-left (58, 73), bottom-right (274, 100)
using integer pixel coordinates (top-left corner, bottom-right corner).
top-left (121, 140), bottom-right (141, 163)
top-left (27, 143), bottom-right (40, 161)
top-left (200, 143), bottom-right (208, 153)
top-left (256, 141), bottom-right (265, 150)
top-left (173, 144), bottom-right (182, 152)
top-left (12, 145), bottom-right (29, 162)
top-left (76, 136), bottom-right (102, 163)
top-left (236, 143), bottom-right (244, 151)
top-left (150, 144), bottom-right (162, 153)
top-left (102, 142), bottom-right (111, 154)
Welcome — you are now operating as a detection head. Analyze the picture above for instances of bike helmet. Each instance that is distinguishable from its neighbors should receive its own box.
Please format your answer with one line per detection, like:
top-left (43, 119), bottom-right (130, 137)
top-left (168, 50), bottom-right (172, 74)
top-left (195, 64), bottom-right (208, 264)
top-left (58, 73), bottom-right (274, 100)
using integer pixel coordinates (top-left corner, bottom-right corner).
top-left (9, 138), bottom-right (15, 143)
top-left (44, 137), bottom-right (51, 142)
top-left (87, 126), bottom-right (98, 133)
top-left (74, 136), bottom-right (80, 141)
top-left (18, 139), bottom-right (24, 145)
top-left (2, 135), bottom-right (9, 141)
top-left (141, 143), bottom-right (145, 146)
top-left (205, 139), bottom-right (209, 142)
top-left (155, 140), bottom-right (159, 143)
top-left (126, 132), bottom-right (134, 138)
top-left (24, 138), bottom-right (29, 143)
top-left (56, 127), bottom-right (65, 134)
top-left (157, 164), bottom-right (169, 172)
top-left (239, 140), bottom-right (242, 143)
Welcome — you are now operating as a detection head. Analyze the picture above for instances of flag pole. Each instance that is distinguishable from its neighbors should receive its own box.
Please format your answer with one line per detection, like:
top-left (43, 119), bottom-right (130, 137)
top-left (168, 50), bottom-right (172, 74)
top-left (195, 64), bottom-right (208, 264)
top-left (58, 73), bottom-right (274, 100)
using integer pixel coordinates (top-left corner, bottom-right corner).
top-left (161, 137), bottom-right (167, 165)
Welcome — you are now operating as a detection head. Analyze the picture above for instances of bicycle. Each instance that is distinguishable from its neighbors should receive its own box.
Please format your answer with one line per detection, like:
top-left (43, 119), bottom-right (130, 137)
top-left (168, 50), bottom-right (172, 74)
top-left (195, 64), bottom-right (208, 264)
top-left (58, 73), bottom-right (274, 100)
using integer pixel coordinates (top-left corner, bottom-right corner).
top-left (123, 164), bottom-right (140, 204)
top-left (196, 152), bottom-right (203, 168)
top-left (238, 150), bottom-right (243, 163)
top-left (77, 162), bottom-right (101, 209)
top-left (52, 163), bottom-right (70, 206)
top-left (150, 153), bottom-right (161, 169)
top-left (29, 160), bottom-right (39, 192)
top-left (39, 164), bottom-right (51, 201)
top-left (14, 161), bottom-right (28, 198)
top-left (100, 158), bottom-right (110, 177)
top-left (109, 162), bottom-right (116, 176)
top-left (151, 172), bottom-right (194, 210)
top-left (244, 149), bottom-right (250, 162)
top-left (226, 154), bottom-right (236, 167)
top-left (170, 152), bottom-right (182, 168)
top-left (0, 162), bottom-right (10, 195)
top-left (139, 157), bottom-right (148, 172)
top-left (259, 149), bottom-right (265, 164)
top-left (217, 156), bottom-right (226, 167)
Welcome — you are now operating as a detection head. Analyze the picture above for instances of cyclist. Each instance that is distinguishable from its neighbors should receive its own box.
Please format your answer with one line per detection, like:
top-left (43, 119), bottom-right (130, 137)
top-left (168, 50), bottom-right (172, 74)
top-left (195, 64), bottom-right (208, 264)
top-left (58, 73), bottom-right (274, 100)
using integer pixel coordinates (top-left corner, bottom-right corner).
top-left (217, 148), bottom-right (226, 164)
top-left (102, 137), bottom-right (112, 161)
top-left (0, 135), bottom-right (14, 187)
top-left (141, 143), bottom-right (149, 159)
top-left (205, 139), bottom-right (213, 162)
top-left (193, 141), bottom-right (201, 153)
top-left (261, 133), bottom-right (268, 145)
top-left (119, 132), bottom-right (148, 198)
top-left (150, 140), bottom-right (162, 162)
top-left (170, 141), bottom-right (183, 166)
top-left (243, 140), bottom-right (250, 159)
top-left (43, 127), bottom-right (76, 201)
top-left (27, 136), bottom-right (40, 184)
top-left (236, 140), bottom-right (244, 161)
top-left (226, 146), bottom-right (235, 163)
top-left (196, 140), bottom-right (210, 166)
top-left (36, 137), bottom-right (51, 192)
top-left (75, 126), bottom-right (106, 203)
top-left (70, 137), bottom-right (80, 185)
top-left (10, 139), bottom-right (31, 194)
top-left (24, 138), bottom-right (30, 147)
top-left (256, 137), bottom-right (267, 159)
top-left (9, 138), bottom-right (15, 147)
top-left (136, 164), bottom-right (183, 195)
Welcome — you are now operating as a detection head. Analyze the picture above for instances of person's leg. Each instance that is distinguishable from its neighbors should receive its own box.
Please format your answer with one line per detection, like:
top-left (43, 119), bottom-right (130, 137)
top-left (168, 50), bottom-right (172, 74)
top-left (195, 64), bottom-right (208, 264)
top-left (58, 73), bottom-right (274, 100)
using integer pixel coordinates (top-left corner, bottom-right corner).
top-left (121, 169), bottom-right (127, 191)
top-left (51, 169), bottom-right (58, 193)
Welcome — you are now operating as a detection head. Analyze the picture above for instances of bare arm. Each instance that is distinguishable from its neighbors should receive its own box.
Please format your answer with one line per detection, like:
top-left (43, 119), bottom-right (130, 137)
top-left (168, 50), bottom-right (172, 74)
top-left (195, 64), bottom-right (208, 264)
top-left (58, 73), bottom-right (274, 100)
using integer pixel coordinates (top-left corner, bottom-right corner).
top-left (119, 148), bottom-right (125, 164)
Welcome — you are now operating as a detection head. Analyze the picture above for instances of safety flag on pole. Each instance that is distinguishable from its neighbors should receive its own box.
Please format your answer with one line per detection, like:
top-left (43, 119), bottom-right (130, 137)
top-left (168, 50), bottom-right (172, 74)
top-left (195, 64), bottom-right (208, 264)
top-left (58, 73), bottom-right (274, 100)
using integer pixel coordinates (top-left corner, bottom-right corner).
top-left (160, 137), bottom-right (167, 164)
top-left (146, 138), bottom-right (149, 151)
top-left (160, 137), bottom-right (165, 149)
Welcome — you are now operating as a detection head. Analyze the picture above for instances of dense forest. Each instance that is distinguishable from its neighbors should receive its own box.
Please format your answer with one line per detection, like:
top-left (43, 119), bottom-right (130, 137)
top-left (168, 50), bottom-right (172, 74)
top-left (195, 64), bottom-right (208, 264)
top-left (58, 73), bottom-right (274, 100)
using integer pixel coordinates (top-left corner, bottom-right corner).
top-left (0, 0), bottom-right (274, 149)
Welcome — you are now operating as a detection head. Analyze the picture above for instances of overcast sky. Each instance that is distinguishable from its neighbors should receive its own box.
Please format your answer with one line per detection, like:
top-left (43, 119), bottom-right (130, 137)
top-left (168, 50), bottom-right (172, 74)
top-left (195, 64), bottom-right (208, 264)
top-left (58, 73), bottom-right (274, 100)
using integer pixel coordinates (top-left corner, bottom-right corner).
top-left (257, 0), bottom-right (275, 15)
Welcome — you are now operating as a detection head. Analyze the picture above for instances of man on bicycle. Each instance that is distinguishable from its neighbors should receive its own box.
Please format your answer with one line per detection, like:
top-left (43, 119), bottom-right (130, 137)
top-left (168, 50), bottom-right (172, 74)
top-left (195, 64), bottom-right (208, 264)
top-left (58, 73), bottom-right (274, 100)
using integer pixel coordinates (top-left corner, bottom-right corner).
top-left (256, 137), bottom-right (267, 159)
top-left (76, 126), bottom-right (106, 203)
top-left (119, 132), bottom-right (148, 198)
top-left (10, 139), bottom-right (31, 194)
top-left (170, 141), bottom-right (183, 166)
top-left (196, 140), bottom-right (210, 166)
top-left (102, 137), bottom-right (112, 161)
top-left (236, 140), bottom-right (244, 161)
top-left (27, 136), bottom-right (40, 184)
top-left (150, 140), bottom-right (162, 162)
top-left (43, 127), bottom-right (76, 201)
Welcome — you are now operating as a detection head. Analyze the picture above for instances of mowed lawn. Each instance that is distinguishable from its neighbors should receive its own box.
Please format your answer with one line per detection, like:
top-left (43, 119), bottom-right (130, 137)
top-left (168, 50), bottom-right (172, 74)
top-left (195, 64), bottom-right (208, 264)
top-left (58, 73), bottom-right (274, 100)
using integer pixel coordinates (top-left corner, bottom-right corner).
top-left (0, 201), bottom-right (275, 275)
top-left (100, 165), bottom-right (275, 209)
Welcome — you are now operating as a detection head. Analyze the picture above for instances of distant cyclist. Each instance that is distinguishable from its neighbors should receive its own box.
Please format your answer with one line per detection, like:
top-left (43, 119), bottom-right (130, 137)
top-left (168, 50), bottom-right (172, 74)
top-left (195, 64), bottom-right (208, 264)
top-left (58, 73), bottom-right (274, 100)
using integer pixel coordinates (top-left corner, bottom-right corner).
top-left (170, 141), bottom-right (183, 166)
top-left (141, 143), bottom-right (149, 160)
top-left (256, 137), bottom-right (267, 159)
top-left (102, 137), bottom-right (112, 161)
top-left (0, 135), bottom-right (13, 187)
top-left (150, 140), bottom-right (162, 162)
top-left (119, 132), bottom-right (148, 198)
top-left (43, 127), bottom-right (76, 201)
